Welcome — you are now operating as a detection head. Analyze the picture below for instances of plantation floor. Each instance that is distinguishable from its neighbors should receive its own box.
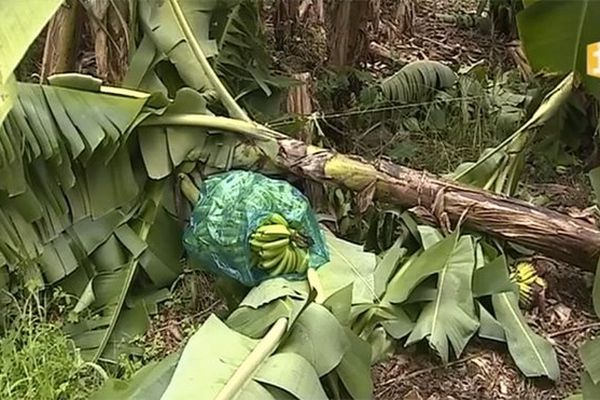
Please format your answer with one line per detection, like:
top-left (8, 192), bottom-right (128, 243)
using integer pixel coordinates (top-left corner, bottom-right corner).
top-left (372, 260), bottom-right (597, 400)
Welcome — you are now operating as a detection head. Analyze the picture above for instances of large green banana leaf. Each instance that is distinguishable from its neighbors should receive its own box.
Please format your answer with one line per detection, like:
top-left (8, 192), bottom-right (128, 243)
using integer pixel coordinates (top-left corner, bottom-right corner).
top-left (0, 0), bottom-right (62, 83)
top-left (126, 0), bottom-right (293, 120)
top-left (0, 75), bottom-right (188, 362)
top-left (0, 76), bottom-right (148, 274)
top-left (492, 292), bottom-right (559, 381)
top-left (517, 0), bottom-right (600, 97)
top-left (0, 0), bottom-right (63, 125)
top-left (92, 277), bottom-right (373, 400)
top-left (405, 234), bottom-right (479, 362)
top-left (95, 314), bottom-right (328, 400)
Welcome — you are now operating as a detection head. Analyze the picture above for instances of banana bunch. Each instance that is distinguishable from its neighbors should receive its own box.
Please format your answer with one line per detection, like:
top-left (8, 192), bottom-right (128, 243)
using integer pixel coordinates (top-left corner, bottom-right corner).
top-left (249, 213), bottom-right (310, 276)
top-left (509, 261), bottom-right (547, 309)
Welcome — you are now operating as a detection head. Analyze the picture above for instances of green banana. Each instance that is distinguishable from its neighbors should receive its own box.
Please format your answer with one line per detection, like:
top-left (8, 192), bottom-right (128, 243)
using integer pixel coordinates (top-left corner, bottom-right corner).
top-left (249, 216), bottom-right (315, 277)
top-left (268, 213), bottom-right (288, 227)
top-left (260, 249), bottom-right (287, 270)
top-left (283, 247), bottom-right (297, 274)
top-left (259, 246), bottom-right (288, 260)
top-left (252, 231), bottom-right (290, 241)
top-left (270, 248), bottom-right (292, 276)
top-left (250, 237), bottom-right (290, 250)
top-left (294, 247), bottom-right (309, 274)
top-left (256, 224), bottom-right (291, 237)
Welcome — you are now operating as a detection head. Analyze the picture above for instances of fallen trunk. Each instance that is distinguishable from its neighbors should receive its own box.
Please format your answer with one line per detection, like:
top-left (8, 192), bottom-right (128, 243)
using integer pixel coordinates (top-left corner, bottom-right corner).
top-left (274, 139), bottom-right (600, 271)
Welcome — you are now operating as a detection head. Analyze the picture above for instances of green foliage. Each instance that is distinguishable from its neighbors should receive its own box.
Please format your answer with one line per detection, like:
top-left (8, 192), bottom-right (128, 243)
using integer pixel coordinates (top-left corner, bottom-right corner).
top-left (0, 75), bottom-right (187, 364)
top-left (0, 0), bottom-right (585, 397)
top-left (518, 0), bottom-right (600, 98)
top-left (128, 0), bottom-right (292, 120)
top-left (0, 0), bottom-right (290, 368)
top-left (492, 292), bottom-right (559, 380)
top-left (0, 0), bottom-right (63, 125)
top-left (405, 233), bottom-right (479, 363)
top-left (0, 296), bottom-right (105, 400)
top-left (451, 72), bottom-right (572, 195)
top-left (91, 216), bottom-right (562, 399)
top-left (367, 61), bottom-right (457, 105)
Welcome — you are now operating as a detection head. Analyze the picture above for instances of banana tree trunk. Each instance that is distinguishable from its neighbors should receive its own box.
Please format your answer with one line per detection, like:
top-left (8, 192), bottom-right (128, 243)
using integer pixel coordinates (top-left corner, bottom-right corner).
top-left (40, 0), bottom-right (83, 80)
top-left (273, 139), bottom-right (600, 271)
top-left (325, 0), bottom-right (370, 66)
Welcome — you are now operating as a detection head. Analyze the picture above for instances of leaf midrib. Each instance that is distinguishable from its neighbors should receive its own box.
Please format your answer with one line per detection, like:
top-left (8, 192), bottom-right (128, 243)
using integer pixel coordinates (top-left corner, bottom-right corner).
top-left (572, 0), bottom-right (589, 72)
top-left (329, 244), bottom-right (378, 303)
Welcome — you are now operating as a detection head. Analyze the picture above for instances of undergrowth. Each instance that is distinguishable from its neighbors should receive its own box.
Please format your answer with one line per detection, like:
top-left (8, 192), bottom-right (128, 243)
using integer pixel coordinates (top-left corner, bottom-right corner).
top-left (0, 294), bottom-right (105, 400)
top-left (311, 64), bottom-right (536, 175)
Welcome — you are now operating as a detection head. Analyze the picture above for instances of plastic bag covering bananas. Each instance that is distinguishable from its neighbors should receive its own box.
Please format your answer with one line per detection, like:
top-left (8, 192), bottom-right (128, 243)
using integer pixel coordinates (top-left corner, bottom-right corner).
top-left (183, 170), bottom-right (329, 287)
top-left (509, 261), bottom-right (547, 308)
top-left (250, 213), bottom-right (311, 277)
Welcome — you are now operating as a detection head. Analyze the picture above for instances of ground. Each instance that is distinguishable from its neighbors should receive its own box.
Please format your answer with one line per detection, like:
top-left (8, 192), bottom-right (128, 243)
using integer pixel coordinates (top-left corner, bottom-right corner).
top-left (137, 1), bottom-right (598, 399)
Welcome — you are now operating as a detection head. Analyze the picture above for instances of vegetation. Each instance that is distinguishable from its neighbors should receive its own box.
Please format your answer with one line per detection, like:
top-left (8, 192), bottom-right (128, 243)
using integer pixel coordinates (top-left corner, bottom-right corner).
top-left (0, 294), bottom-right (104, 399)
top-left (2, 0), bottom-right (600, 399)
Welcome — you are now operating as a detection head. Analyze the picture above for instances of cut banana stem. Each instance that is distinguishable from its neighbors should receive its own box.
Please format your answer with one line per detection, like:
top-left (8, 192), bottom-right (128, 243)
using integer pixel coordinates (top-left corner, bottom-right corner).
top-left (178, 173), bottom-right (200, 203)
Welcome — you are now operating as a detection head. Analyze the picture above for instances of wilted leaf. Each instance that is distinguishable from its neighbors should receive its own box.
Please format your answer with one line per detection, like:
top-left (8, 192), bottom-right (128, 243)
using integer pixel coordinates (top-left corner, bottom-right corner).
top-left (492, 292), bottom-right (559, 380)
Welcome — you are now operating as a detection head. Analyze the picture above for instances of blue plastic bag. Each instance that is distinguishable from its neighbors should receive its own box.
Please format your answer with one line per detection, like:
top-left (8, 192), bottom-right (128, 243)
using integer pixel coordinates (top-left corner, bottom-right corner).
top-left (183, 170), bottom-right (329, 286)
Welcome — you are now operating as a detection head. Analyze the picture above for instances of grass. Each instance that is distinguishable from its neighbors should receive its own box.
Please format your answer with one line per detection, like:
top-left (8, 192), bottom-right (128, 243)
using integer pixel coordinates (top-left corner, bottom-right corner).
top-left (0, 295), bottom-right (105, 400)
top-left (0, 270), bottom-right (225, 400)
